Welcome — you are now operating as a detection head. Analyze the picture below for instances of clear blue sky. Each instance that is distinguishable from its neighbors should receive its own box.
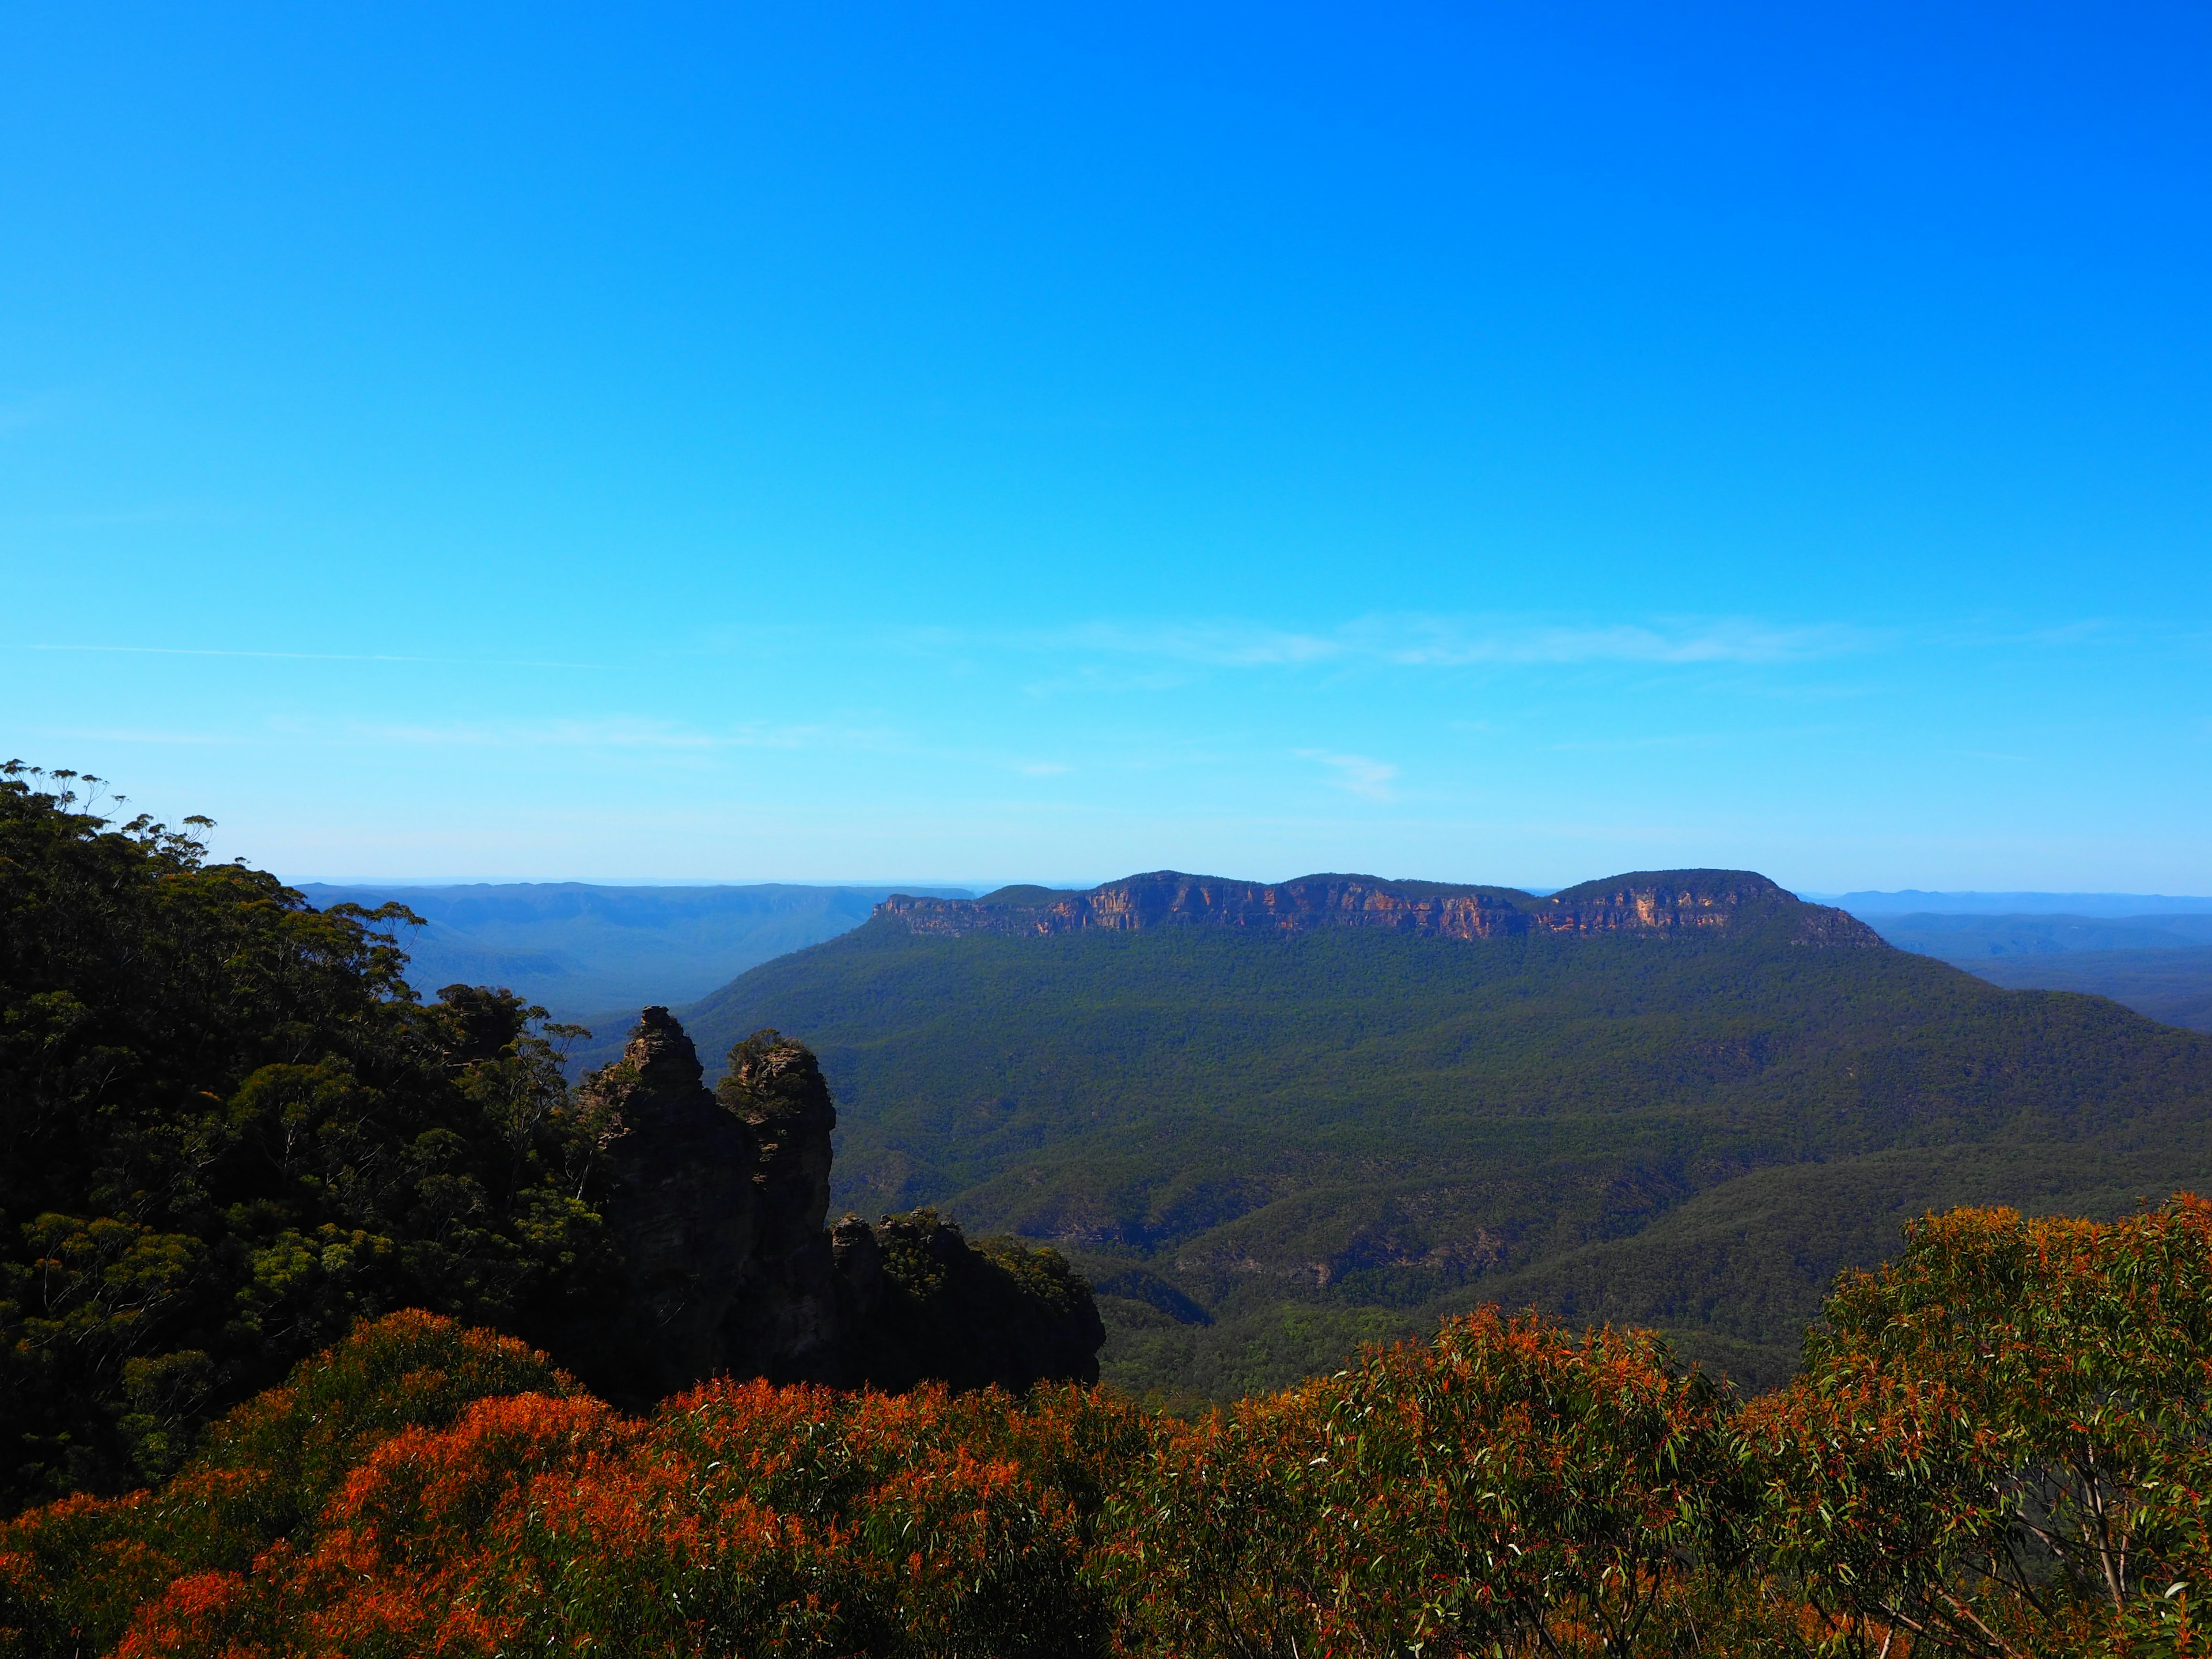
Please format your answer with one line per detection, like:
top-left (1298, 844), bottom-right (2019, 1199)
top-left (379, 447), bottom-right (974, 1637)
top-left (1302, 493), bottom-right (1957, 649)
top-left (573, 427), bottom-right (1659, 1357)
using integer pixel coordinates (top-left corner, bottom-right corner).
top-left (5, 3), bottom-right (2209, 891)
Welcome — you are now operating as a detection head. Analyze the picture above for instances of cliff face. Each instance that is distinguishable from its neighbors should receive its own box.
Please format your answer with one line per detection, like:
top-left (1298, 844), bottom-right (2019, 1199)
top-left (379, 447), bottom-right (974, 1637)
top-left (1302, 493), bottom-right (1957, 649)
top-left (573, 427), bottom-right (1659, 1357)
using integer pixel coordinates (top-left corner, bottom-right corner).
top-left (877, 868), bottom-right (1881, 949)
top-left (880, 872), bottom-right (1530, 940)
top-left (575, 1010), bottom-right (1101, 1403)
top-left (715, 1030), bottom-right (843, 1372)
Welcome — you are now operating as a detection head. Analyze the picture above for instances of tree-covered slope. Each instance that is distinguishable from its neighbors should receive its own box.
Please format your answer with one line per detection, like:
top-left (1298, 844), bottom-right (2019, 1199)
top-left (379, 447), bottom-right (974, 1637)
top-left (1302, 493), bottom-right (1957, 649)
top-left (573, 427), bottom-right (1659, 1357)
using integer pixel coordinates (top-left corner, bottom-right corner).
top-left (670, 874), bottom-right (2212, 1395)
top-left (1948, 944), bottom-right (2212, 1035)
top-left (0, 766), bottom-right (622, 1511)
top-left (0, 766), bottom-right (1100, 1515)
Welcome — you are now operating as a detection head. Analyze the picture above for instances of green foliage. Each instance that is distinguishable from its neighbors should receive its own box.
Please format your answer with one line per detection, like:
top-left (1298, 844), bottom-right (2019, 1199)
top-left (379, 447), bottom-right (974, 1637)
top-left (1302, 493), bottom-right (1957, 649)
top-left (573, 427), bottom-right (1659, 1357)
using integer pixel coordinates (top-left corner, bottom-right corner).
top-left (0, 764), bottom-right (618, 1511)
top-left (853, 1209), bottom-right (1108, 1392)
top-left (1743, 1196), bottom-right (2212, 1655)
top-left (1107, 1308), bottom-right (1748, 1657)
top-left (654, 912), bottom-right (2212, 1397)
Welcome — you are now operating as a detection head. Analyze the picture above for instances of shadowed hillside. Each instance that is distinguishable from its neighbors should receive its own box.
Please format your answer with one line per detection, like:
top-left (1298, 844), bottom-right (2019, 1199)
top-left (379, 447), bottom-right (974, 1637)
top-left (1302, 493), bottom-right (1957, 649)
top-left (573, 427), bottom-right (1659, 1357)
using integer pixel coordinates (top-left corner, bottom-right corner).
top-left (1857, 911), bottom-right (2212, 1033)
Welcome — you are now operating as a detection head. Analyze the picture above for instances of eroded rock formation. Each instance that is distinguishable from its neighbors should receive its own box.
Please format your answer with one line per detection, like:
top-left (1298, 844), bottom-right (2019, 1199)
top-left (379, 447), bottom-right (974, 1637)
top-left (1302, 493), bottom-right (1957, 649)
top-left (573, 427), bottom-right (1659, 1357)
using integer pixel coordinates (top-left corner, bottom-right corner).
top-left (575, 1005), bottom-right (769, 1398)
top-left (575, 1009), bottom-right (1101, 1403)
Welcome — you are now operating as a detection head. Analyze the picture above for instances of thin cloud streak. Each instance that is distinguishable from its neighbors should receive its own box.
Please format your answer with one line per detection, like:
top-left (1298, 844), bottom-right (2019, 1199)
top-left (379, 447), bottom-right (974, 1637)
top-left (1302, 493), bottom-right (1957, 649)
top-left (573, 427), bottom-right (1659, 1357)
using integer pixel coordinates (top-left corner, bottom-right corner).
top-left (980, 614), bottom-right (1886, 672)
top-left (1055, 621), bottom-right (1342, 666)
top-left (30, 725), bottom-right (249, 747)
top-left (346, 717), bottom-right (865, 753)
top-left (1364, 617), bottom-right (1878, 666)
top-left (12, 643), bottom-right (596, 669)
top-left (336, 718), bottom-right (1078, 785)
top-left (1297, 749), bottom-right (1400, 801)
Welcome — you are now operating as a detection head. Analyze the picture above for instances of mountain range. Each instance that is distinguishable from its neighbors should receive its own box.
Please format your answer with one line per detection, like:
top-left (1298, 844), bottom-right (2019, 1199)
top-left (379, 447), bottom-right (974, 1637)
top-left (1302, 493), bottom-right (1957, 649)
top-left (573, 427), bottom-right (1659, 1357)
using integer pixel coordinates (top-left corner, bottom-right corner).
top-left (573, 868), bottom-right (2212, 1399)
top-left (305, 878), bottom-right (2212, 1039)
top-left (1835, 889), bottom-right (2212, 917)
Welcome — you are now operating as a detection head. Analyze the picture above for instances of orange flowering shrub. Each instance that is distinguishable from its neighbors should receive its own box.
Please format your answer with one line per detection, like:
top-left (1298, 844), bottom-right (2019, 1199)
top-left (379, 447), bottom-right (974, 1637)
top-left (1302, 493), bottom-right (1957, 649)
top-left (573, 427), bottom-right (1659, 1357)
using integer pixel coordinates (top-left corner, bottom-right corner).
top-left (15, 1198), bottom-right (2212, 1659)
top-left (1, 1309), bottom-right (575, 1657)
top-left (1103, 1307), bottom-right (1745, 1657)
top-left (7, 1319), bottom-right (1158, 1657)
top-left (1743, 1196), bottom-right (2212, 1657)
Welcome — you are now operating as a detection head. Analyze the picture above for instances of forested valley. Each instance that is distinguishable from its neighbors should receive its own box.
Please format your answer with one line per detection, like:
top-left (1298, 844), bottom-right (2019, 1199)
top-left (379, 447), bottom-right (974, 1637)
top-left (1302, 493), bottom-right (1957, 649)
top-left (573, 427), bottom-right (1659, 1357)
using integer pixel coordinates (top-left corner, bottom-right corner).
top-left (8, 764), bottom-right (2212, 1656)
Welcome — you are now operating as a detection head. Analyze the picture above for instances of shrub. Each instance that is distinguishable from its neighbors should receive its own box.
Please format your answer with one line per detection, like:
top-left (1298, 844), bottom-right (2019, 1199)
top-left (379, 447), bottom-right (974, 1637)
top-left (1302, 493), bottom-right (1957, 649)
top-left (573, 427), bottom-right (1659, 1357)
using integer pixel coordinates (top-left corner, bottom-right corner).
top-left (1743, 1196), bottom-right (2212, 1656)
top-left (15, 1198), bottom-right (2212, 1658)
top-left (1105, 1307), bottom-right (1744, 1657)
top-left (0, 1312), bottom-right (575, 1657)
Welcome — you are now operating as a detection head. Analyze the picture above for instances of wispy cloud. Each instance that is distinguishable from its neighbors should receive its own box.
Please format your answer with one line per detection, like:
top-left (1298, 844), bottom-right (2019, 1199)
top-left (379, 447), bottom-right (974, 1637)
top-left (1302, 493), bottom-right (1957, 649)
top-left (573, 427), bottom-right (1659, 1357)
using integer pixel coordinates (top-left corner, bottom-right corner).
top-left (20, 504), bottom-right (249, 530)
top-left (10, 643), bottom-right (597, 669)
top-left (1359, 616), bottom-right (1876, 666)
top-left (344, 717), bottom-right (866, 753)
top-left (29, 725), bottom-right (249, 747)
top-left (1298, 749), bottom-right (1399, 801)
top-left (1052, 622), bottom-right (1344, 666)
top-left (0, 392), bottom-right (62, 437)
top-left (977, 613), bottom-right (1880, 674)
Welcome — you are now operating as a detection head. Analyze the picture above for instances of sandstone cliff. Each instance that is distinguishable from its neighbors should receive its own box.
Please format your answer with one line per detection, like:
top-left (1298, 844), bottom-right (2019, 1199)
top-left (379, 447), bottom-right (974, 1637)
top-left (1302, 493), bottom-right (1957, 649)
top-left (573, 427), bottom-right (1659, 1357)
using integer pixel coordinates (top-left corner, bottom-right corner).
top-left (876, 868), bottom-right (1881, 948)
top-left (573, 1009), bottom-right (1103, 1403)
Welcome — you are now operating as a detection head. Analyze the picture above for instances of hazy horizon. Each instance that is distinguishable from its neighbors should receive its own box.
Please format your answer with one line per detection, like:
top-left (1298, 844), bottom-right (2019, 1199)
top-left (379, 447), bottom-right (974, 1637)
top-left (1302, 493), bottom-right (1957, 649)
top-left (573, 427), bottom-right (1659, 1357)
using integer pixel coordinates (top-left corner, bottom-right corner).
top-left (286, 873), bottom-right (2212, 911)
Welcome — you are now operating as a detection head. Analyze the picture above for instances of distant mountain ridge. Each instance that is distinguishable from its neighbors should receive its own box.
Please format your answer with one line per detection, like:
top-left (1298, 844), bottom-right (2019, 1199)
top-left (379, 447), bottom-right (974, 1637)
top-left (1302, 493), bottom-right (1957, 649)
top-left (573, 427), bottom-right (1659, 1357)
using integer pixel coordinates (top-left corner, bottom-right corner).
top-left (1838, 889), bottom-right (2212, 918)
top-left (1869, 911), bottom-right (2212, 957)
top-left (1957, 949), bottom-right (2212, 1035)
top-left (1847, 911), bottom-right (2212, 1035)
top-left (881, 868), bottom-right (1882, 948)
top-left (296, 881), bottom-right (971, 1017)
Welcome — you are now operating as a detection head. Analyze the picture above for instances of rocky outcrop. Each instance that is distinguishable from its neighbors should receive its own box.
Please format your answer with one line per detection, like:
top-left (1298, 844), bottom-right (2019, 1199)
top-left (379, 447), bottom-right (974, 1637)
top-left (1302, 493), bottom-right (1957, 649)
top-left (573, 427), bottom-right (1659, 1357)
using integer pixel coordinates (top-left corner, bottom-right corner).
top-left (714, 1030), bottom-right (843, 1373)
top-left (880, 872), bottom-right (1532, 940)
top-left (1533, 871), bottom-right (1884, 946)
top-left (575, 1010), bottom-right (1103, 1404)
top-left (877, 868), bottom-right (1882, 949)
top-left (575, 1006), bottom-right (768, 1400)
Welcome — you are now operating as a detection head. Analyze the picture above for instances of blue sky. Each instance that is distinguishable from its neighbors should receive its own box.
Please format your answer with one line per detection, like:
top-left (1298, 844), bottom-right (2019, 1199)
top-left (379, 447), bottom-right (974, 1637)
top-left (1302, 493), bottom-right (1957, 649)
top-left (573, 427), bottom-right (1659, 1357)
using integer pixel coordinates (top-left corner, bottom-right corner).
top-left (5, 3), bottom-right (2209, 891)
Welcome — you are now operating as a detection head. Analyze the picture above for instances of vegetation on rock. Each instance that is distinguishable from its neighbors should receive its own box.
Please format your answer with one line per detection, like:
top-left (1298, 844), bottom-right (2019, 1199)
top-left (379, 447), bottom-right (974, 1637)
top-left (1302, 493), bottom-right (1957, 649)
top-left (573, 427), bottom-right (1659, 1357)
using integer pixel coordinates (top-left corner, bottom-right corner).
top-left (0, 765), bottom-right (1101, 1512)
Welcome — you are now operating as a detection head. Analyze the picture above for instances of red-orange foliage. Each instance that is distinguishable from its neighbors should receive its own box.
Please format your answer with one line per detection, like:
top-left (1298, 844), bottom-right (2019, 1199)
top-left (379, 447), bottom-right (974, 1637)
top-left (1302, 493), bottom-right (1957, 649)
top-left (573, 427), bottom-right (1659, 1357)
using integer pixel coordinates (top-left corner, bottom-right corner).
top-left (14, 1196), bottom-right (2212, 1658)
top-left (5, 1316), bottom-right (1153, 1658)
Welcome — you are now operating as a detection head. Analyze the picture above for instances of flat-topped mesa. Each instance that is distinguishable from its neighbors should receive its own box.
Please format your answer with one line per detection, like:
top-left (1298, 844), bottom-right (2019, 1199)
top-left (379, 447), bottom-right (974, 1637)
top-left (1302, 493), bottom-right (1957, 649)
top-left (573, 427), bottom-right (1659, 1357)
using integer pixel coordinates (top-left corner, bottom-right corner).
top-left (1534, 870), bottom-right (1878, 942)
top-left (881, 872), bottom-right (1536, 939)
top-left (877, 868), bottom-right (1882, 948)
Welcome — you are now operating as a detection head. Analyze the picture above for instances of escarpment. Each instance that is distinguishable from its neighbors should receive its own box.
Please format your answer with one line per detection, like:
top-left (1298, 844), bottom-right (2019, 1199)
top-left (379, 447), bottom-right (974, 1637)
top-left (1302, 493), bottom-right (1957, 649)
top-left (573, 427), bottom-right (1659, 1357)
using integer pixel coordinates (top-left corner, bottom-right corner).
top-left (575, 1009), bottom-right (1102, 1403)
top-left (876, 867), bottom-right (1882, 948)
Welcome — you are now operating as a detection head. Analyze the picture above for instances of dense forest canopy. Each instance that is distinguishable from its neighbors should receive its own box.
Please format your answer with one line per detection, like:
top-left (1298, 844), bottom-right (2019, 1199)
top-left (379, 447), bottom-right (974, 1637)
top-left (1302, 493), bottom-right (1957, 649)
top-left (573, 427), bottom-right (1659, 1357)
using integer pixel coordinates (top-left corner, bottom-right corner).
top-left (0, 762), bottom-right (619, 1509)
